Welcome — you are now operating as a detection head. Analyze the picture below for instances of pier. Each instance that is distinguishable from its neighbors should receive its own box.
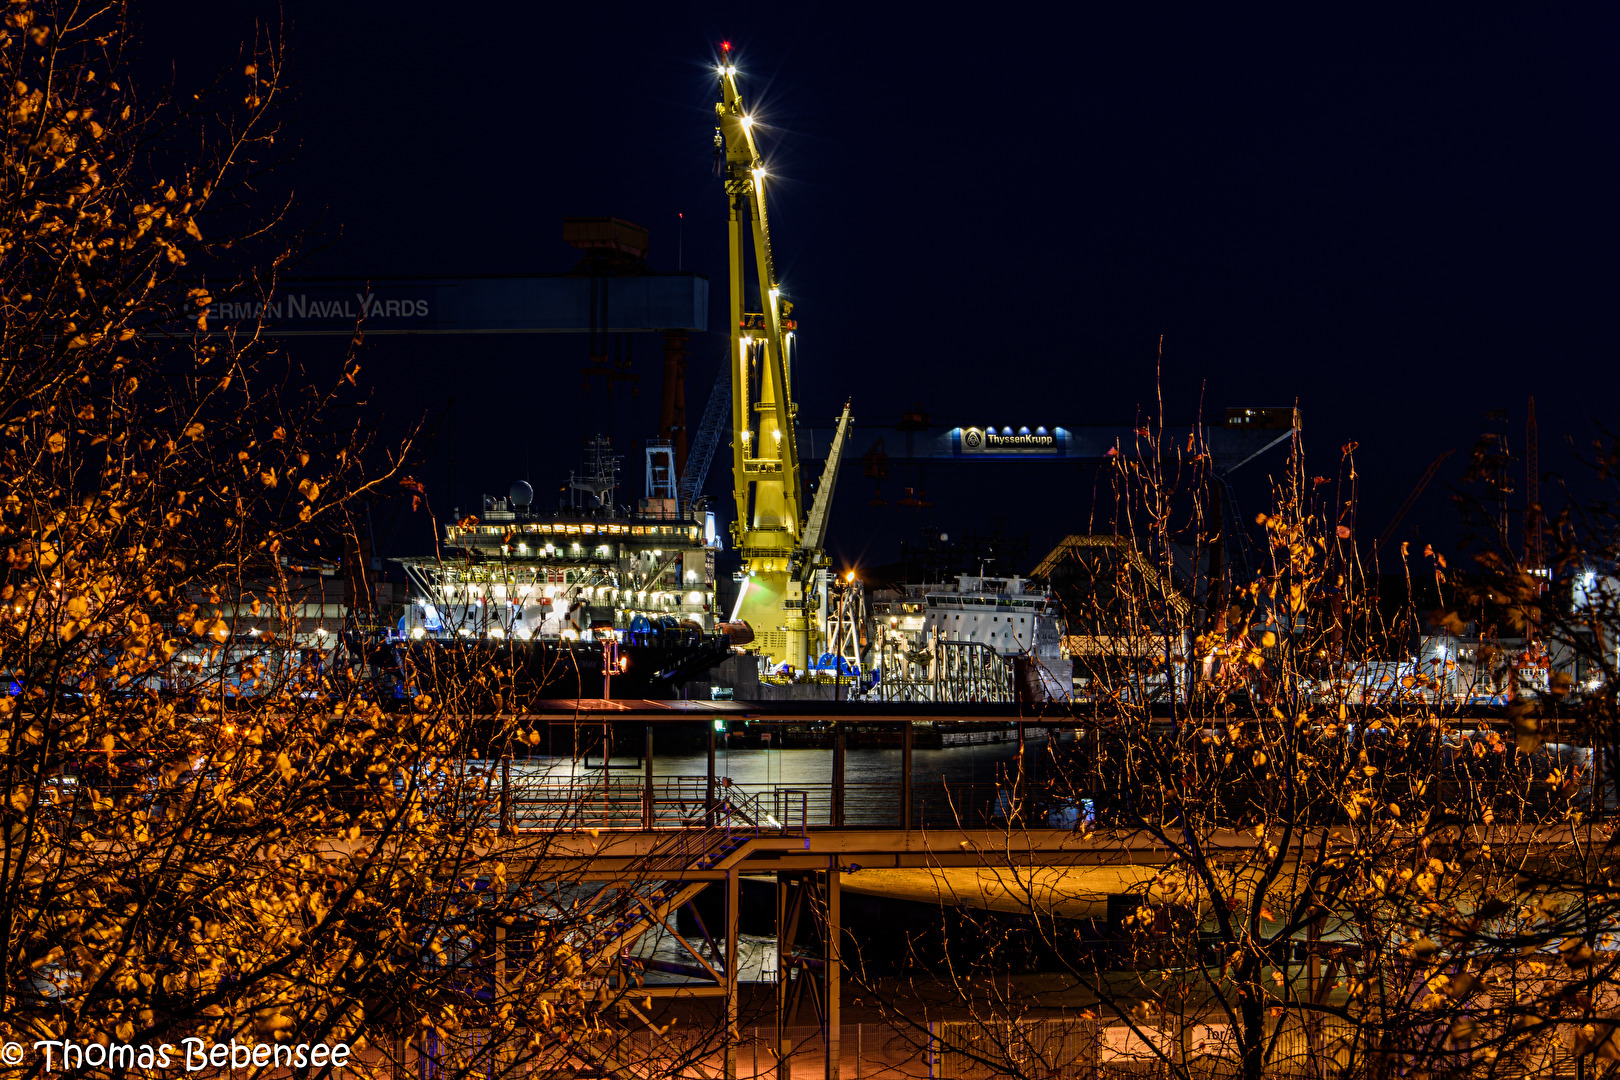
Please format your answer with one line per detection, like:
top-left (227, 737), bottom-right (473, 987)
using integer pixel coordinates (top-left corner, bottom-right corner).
top-left (456, 699), bottom-right (1607, 1080)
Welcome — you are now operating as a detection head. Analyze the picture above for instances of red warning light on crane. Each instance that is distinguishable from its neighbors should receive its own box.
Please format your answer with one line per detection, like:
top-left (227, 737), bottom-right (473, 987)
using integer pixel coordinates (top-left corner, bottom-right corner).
top-left (721, 41), bottom-right (731, 53)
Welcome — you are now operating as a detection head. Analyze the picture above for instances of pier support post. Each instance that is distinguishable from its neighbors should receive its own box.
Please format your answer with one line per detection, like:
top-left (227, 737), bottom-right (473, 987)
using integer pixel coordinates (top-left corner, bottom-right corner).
top-left (825, 865), bottom-right (841, 1080)
top-left (726, 867), bottom-right (740, 1079)
top-left (494, 922), bottom-right (505, 999)
top-left (1014, 721), bottom-right (1026, 823)
top-left (777, 873), bottom-right (791, 1080)
top-left (500, 755), bottom-right (512, 833)
top-left (1306, 907), bottom-right (1325, 1061)
top-left (707, 720), bottom-right (717, 822)
top-left (900, 722), bottom-right (913, 830)
top-left (643, 725), bottom-right (655, 830)
top-left (831, 724), bottom-right (846, 828)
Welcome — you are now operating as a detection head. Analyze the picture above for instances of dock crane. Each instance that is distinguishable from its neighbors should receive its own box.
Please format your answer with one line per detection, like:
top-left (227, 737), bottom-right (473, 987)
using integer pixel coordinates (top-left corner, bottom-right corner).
top-left (714, 47), bottom-right (852, 669)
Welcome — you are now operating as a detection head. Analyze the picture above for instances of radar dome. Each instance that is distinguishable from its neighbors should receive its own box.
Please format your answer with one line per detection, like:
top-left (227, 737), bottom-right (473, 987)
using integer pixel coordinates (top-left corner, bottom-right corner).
top-left (509, 480), bottom-right (534, 508)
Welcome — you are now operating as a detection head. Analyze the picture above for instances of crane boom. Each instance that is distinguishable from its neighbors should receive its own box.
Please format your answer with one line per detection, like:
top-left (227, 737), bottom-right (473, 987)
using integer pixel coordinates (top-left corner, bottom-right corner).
top-left (713, 50), bottom-right (840, 669)
top-left (1375, 448), bottom-right (1455, 553)
top-left (803, 403), bottom-right (854, 554)
top-left (678, 365), bottom-right (731, 511)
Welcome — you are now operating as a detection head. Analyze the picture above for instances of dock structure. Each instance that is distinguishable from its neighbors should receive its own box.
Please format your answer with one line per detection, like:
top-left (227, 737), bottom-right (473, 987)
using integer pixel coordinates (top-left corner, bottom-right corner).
top-left (525, 828), bottom-right (1157, 1080)
top-left (479, 700), bottom-right (1086, 1080)
top-left (469, 698), bottom-right (1611, 1080)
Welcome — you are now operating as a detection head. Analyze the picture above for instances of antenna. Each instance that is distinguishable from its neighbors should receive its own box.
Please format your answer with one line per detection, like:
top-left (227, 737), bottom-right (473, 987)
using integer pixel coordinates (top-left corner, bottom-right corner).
top-left (1525, 395), bottom-right (1540, 569)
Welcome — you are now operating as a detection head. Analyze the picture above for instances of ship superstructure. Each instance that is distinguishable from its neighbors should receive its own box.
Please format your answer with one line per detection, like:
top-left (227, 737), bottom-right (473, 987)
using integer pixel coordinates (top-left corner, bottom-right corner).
top-left (867, 574), bottom-right (1071, 702)
top-left (394, 438), bottom-right (718, 643)
top-left (921, 575), bottom-right (1064, 663)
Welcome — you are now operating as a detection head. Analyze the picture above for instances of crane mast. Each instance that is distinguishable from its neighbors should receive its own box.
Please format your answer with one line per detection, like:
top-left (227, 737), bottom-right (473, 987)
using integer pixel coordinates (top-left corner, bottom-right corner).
top-left (713, 50), bottom-right (849, 670)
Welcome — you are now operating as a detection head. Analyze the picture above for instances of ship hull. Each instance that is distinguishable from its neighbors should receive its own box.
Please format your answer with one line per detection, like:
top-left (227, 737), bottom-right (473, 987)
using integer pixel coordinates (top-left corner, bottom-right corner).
top-left (362, 635), bottom-right (734, 708)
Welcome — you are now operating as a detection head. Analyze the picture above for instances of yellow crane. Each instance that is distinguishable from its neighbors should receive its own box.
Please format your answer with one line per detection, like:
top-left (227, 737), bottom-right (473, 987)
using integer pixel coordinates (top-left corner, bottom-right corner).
top-left (713, 47), bottom-right (852, 670)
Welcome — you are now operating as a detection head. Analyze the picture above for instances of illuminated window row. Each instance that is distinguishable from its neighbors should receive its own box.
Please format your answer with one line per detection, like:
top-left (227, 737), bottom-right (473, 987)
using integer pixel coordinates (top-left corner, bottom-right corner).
top-left (451, 522), bottom-right (699, 539)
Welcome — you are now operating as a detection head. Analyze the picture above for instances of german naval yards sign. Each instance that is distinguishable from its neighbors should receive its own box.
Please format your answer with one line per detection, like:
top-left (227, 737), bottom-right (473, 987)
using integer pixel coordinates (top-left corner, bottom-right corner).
top-left (191, 275), bottom-right (708, 335)
top-left (953, 426), bottom-right (1069, 458)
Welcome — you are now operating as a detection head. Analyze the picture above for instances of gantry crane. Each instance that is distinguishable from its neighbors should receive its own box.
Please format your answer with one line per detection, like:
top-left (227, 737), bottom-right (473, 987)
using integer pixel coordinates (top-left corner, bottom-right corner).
top-left (714, 46), bottom-right (852, 670)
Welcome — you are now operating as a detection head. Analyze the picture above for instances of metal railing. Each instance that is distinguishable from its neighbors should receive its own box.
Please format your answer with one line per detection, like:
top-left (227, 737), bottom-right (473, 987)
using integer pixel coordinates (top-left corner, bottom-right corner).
top-left (503, 775), bottom-right (828, 837)
top-left (496, 774), bottom-right (1046, 831)
top-left (496, 764), bottom-right (1611, 832)
top-left (772, 788), bottom-right (810, 835)
top-left (64, 750), bottom-right (1609, 844)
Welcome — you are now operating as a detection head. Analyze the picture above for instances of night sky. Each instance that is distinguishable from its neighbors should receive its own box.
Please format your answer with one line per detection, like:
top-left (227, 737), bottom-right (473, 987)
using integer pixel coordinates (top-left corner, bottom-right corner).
top-left (150, 5), bottom-right (1617, 574)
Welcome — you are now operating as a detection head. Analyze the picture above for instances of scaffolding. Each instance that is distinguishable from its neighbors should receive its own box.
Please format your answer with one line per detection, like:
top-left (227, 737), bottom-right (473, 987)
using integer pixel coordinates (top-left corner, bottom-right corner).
top-left (569, 434), bottom-right (621, 512)
top-left (870, 630), bottom-right (1016, 703)
top-left (819, 578), bottom-right (868, 677)
top-left (642, 439), bottom-right (680, 519)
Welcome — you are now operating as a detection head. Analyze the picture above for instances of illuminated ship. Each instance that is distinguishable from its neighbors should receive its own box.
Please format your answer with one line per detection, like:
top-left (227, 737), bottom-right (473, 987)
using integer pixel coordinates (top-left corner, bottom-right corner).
top-left (385, 436), bottom-right (744, 700)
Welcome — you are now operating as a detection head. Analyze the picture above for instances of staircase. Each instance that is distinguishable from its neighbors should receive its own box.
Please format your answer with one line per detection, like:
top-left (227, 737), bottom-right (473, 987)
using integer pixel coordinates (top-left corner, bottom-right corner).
top-left (570, 792), bottom-right (769, 973)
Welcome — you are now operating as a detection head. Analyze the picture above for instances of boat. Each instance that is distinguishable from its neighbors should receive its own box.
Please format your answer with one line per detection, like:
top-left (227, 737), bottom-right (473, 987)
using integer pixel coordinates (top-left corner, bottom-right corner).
top-left (382, 436), bottom-right (742, 703)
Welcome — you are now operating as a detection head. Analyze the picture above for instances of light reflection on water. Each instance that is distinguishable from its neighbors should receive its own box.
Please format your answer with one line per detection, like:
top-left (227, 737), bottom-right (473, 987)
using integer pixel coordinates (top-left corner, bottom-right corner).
top-left (506, 736), bottom-right (1067, 827)
top-left (508, 740), bottom-right (1042, 786)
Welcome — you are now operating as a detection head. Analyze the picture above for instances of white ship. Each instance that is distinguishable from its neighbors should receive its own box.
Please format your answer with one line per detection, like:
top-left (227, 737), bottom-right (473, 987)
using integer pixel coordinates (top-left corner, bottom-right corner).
top-left (868, 574), bottom-right (1071, 702)
top-left (393, 436), bottom-right (720, 644)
